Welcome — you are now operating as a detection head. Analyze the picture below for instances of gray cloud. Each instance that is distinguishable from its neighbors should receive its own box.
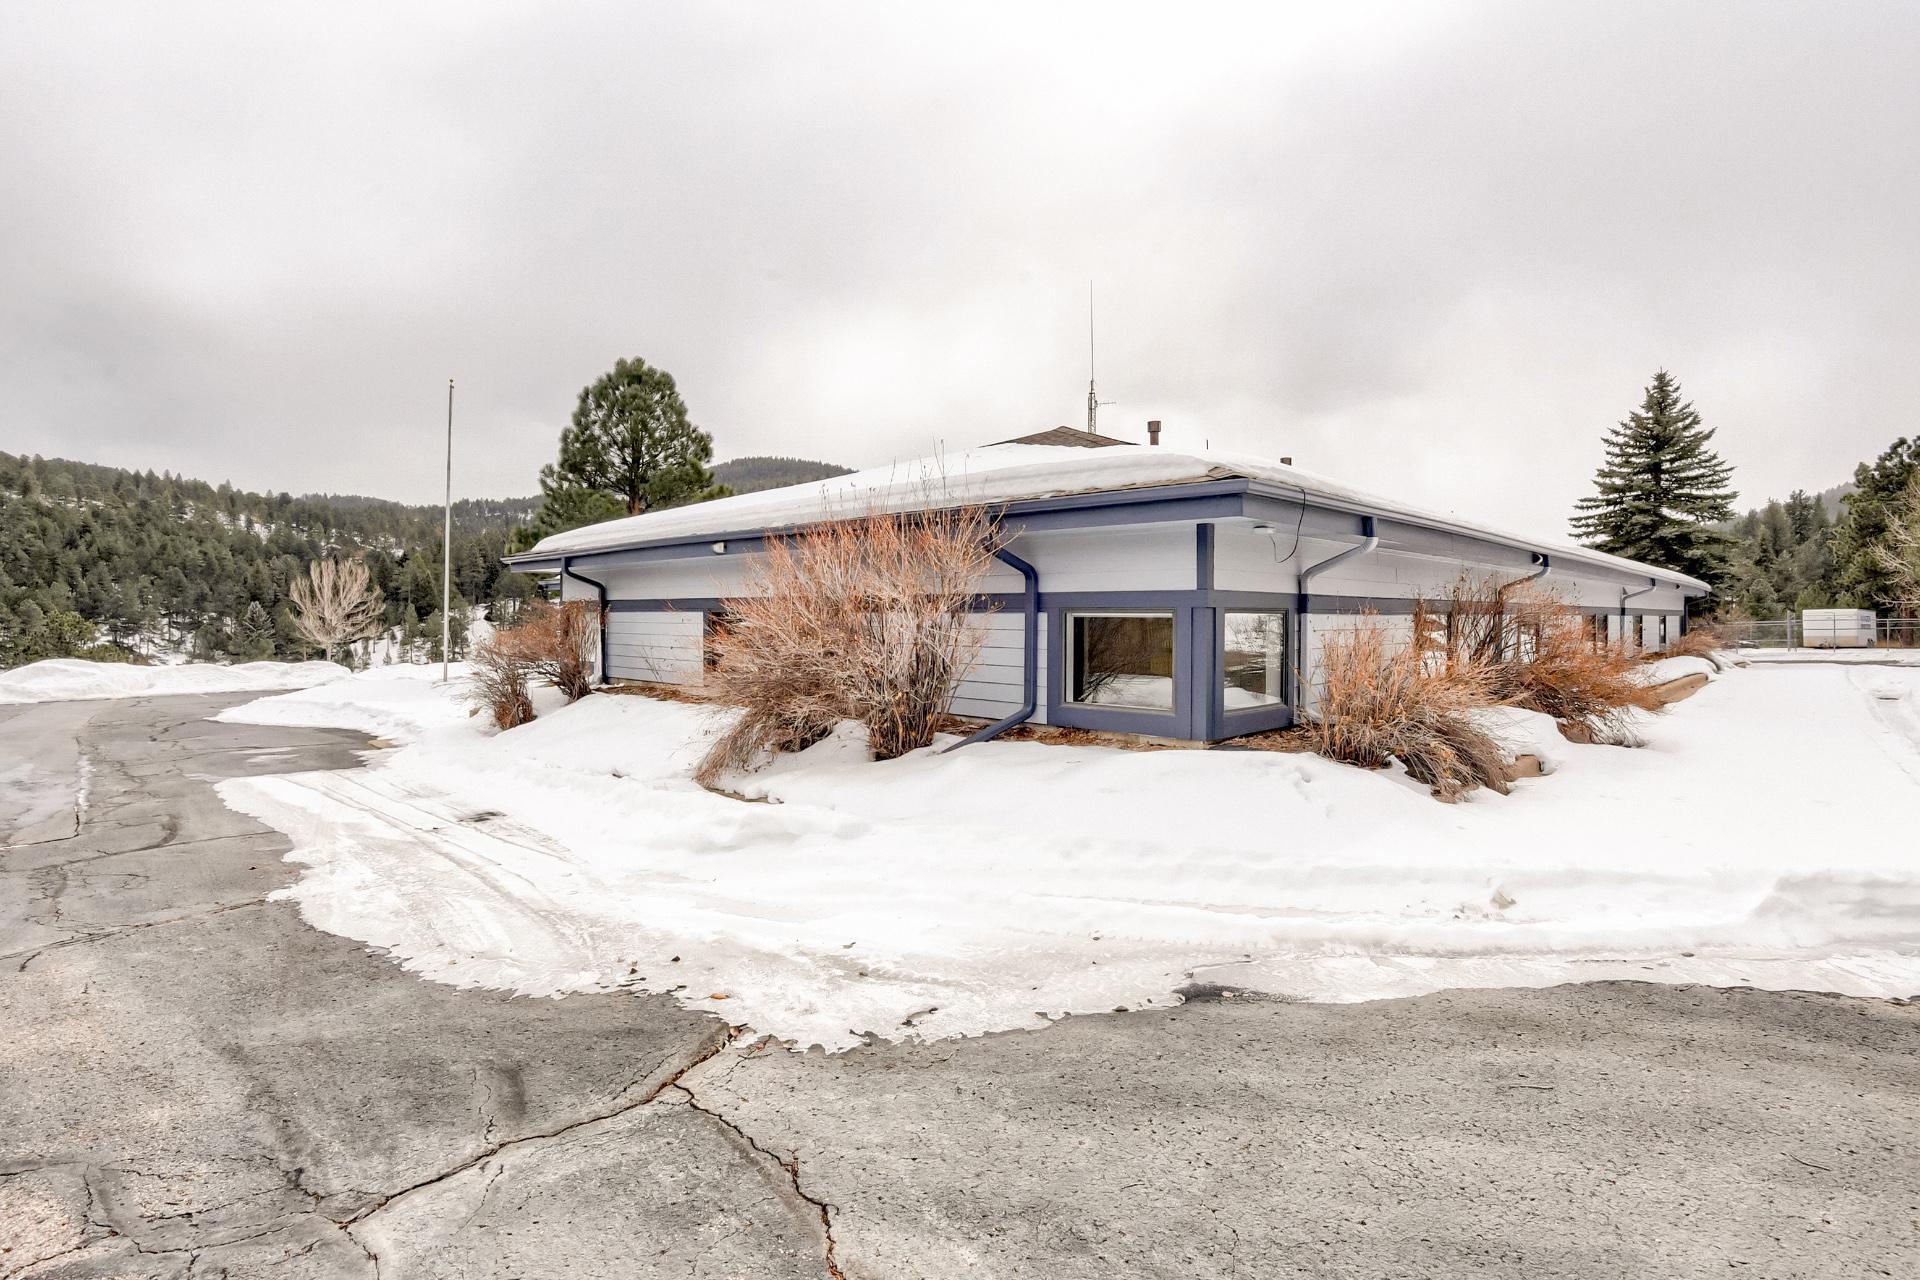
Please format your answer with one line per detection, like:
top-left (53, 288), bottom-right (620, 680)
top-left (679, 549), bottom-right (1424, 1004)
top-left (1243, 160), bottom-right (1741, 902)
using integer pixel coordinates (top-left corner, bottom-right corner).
top-left (2, 1), bottom-right (1914, 537)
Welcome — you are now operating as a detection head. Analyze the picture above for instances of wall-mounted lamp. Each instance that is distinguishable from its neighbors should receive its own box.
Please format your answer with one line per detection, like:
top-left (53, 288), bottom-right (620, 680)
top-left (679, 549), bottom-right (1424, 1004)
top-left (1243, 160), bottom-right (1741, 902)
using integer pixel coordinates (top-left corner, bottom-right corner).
top-left (711, 541), bottom-right (727, 555)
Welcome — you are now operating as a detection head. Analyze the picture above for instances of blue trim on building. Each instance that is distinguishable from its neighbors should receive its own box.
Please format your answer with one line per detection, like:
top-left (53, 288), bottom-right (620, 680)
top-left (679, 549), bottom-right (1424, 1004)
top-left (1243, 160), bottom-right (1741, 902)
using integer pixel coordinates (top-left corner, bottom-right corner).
top-left (506, 473), bottom-right (1708, 598)
top-left (1047, 605), bottom-right (1201, 738)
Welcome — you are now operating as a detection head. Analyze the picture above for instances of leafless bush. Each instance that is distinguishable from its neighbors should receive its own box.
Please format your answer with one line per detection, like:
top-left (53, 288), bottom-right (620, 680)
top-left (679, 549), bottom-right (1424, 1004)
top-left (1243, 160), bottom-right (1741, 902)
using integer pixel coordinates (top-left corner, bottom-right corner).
top-left (1657, 626), bottom-right (1730, 671)
top-left (466, 637), bottom-right (535, 729)
top-left (696, 506), bottom-right (999, 784)
top-left (1308, 612), bottom-right (1512, 801)
top-left (1429, 575), bottom-right (1662, 745)
top-left (497, 599), bottom-right (601, 702)
top-left (288, 558), bottom-right (385, 662)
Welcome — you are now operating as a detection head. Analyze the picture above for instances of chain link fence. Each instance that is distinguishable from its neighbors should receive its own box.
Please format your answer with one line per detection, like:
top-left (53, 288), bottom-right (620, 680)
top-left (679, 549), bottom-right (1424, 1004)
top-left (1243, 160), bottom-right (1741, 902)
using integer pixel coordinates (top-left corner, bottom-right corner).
top-left (1710, 617), bottom-right (1920, 649)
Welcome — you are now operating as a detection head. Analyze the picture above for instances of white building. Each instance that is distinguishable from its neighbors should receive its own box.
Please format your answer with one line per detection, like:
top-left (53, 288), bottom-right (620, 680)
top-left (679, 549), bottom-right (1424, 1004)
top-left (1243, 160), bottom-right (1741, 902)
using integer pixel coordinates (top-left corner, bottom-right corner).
top-left (505, 428), bottom-right (1708, 744)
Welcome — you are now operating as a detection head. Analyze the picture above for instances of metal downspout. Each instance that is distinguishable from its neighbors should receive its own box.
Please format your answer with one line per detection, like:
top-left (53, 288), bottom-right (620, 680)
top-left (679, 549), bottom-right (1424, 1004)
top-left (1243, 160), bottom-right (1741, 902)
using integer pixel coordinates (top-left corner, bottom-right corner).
top-left (1620, 576), bottom-right (1658, 647)
top-left (1501, 552), bottom-right (1550, 594)
top-left (944, 547), bottom-right (1039, 751)
top-left (561, 555), bottom-right (612, 685)
top-left (1292, 516), bottom-right (1379, 714)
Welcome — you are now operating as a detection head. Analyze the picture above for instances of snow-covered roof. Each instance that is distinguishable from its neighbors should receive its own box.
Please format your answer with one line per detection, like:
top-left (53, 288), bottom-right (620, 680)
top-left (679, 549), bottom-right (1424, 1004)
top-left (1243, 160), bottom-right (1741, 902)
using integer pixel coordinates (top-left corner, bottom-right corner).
top-left (515, 442), bottom-right (1709, 592)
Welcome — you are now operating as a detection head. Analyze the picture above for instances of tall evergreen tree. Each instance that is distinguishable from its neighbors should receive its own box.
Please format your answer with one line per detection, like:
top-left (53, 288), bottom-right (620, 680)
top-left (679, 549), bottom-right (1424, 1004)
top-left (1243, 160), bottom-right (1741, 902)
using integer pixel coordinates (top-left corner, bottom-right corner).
top-left (1829, 436), bottom-right (1918, 610)
top-left (539, 357), bottom-right (726, 518)
top-left (1571, 370), bottom-right (1738, 586)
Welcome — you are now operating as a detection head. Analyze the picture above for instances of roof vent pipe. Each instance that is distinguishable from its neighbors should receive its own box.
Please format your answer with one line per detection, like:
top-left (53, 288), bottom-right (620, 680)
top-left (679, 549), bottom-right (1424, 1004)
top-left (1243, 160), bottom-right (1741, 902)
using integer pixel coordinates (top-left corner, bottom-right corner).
top-left (1147, 419), bottom-right (1161, 446)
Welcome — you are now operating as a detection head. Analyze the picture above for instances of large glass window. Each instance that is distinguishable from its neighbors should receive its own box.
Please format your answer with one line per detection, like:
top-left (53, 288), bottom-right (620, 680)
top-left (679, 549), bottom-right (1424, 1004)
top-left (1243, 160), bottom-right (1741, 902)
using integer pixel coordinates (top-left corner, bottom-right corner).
top-left (1222, 611), bottom-right (1288, 709)
top-left (1067, 612), bottom-right (1175, 710)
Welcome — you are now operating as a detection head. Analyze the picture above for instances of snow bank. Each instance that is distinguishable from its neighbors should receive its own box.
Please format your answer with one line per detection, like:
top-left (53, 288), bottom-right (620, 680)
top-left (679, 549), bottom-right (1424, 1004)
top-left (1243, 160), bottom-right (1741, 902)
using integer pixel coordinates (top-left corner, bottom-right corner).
top-left (215, 663), bottom-right (491, 742)
top-left (214, 663), bottom-right (1920, 1050)
top-left (0, 658), bottom-right (347, 705)
top-left (1639, 655), bottom-right (1720, 685)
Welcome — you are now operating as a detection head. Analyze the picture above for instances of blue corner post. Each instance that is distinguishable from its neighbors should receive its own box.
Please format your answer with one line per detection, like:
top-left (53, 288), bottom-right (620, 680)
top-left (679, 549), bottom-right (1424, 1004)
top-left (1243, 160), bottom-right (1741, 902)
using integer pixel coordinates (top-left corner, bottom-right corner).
top-left (944, 546), bottom-right (1039, 751)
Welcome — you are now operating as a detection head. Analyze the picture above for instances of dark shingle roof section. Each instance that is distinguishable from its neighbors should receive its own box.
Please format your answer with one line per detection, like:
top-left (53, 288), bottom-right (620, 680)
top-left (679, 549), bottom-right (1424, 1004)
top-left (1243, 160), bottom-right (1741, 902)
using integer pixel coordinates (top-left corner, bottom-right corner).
top-left (993, 426), bottom-right (1133, 449)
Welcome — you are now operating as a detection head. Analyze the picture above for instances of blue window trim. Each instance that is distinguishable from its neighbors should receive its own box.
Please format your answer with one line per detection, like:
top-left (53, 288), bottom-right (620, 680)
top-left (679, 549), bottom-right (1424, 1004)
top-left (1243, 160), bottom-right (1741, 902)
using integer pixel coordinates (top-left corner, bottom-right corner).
top-left (1208, 607), bottom-right (1294, 738)
top-left (1048, 605), bottom-right (1198, 738)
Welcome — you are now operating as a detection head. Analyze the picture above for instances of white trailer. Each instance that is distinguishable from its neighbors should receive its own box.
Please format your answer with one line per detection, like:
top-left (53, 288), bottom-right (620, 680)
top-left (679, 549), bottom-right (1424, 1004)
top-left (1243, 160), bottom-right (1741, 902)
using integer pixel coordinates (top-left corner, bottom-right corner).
top-left (1801, 608), bottom-right (1876, 648)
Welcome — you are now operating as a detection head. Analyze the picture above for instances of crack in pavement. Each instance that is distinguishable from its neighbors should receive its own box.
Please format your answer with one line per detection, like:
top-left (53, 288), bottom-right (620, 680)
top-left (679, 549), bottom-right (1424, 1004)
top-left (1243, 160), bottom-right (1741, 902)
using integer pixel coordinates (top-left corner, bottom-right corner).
top-left (672, 1077), bottom-right (848, 1280)
top-left (6, 897), bottom-right (272, 972)
top-left (334, 1023), bottom-right (746, 1250)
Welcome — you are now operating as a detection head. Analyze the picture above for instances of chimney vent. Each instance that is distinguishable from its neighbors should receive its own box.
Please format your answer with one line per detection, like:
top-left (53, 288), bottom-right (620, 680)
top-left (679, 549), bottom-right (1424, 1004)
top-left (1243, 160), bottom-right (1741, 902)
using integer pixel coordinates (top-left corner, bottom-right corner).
top-left (1147, 419), bottom-right (1162, 446)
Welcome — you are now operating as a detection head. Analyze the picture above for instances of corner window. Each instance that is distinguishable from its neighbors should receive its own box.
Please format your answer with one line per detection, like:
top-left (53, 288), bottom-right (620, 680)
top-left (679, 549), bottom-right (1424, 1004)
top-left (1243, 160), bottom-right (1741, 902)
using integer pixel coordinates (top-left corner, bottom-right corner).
top-left (1066, 611), bottom-right (1174, 711)
top-left (1222, 610), bottom-right (1288, 709)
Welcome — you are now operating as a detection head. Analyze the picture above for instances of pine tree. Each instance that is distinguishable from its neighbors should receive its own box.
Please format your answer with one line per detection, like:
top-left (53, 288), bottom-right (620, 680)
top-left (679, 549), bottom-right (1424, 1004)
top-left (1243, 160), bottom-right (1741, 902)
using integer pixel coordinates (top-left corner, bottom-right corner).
top-left (1571, 370), bottom-right (1738, 586)
top-left (539, 357), bottom-right (725, 518)
top-left (233, 601), bottom-right (276, 660)
top-left (1830, 436), bottom-right (1919, 610)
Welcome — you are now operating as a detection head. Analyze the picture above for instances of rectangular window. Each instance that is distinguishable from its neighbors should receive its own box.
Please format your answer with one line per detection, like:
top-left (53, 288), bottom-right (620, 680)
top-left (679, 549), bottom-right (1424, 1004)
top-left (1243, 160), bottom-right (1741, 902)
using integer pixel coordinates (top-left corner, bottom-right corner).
top-left (1222, 610), bottom-right (1288, 709)
top-left (1066, 611), bottom-right (1175, 711)
top-left (1659, 615), bottom-right (1669, 647)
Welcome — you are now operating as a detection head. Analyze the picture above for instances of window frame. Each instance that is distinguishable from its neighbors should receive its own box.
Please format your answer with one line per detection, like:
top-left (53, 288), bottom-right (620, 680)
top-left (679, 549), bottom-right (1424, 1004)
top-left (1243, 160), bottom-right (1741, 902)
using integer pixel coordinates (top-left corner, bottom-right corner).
top-left (1062, 608), bottom-right (1179, 713)
top-left (1218, 608), bottom-right (1290, 713)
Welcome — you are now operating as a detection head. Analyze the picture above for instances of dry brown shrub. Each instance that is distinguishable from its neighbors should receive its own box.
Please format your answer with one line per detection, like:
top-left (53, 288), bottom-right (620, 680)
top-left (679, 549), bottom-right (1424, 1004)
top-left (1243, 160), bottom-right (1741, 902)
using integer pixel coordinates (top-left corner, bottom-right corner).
top-left (1657, 626), bottom-right (1729, 670)
top-left (497, 599), bottom-right (602, 702)
top-left (466, 637), bottom-right (535, 729)
top-left (696, 506), bottom-right (998, 784)
top-left (1428, 575), bottom-right (1663, 746)
top-left (1308, 612), bottom-right (1512, 801)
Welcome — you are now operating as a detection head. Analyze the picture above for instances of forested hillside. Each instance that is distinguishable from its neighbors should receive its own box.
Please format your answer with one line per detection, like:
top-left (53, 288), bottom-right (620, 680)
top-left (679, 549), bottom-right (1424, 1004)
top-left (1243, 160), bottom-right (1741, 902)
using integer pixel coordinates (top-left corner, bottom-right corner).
top-left (1720, 437), bottom-right (1918, 618)
top-left (712, 455), bottom-right (852, 494)
top-left (0, 452), bottom-right (542, 668)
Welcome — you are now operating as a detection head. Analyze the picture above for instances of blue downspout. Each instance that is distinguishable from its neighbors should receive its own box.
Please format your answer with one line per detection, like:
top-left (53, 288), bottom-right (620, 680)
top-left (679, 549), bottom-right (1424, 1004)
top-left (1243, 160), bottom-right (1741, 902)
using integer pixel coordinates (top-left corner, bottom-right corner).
top-left (561, 555), bottom-right (611, 685)
top-left (944, 547), bottom-right (1039, 751)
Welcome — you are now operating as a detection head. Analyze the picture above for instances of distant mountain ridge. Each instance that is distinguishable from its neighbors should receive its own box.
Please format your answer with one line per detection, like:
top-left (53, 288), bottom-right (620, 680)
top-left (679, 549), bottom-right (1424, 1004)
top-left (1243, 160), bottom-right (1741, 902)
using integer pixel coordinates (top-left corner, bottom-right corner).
top-left (712, 455), bottom-right (854, 495)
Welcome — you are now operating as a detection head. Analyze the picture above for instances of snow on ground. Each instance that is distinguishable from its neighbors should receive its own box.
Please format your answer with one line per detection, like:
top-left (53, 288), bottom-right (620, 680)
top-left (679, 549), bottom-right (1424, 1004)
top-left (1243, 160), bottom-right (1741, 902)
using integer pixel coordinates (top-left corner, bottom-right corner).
top-left (211, 662), bottom-right (514, 742)
top-left (213, 660), bottom-right (1920, 1050)
top-left (1638, 655), bottom-right (1722, 684)
top-left (1737, 647), bottom-right (1920, 665)
top-left (0, 658), bottom-right (348, 705)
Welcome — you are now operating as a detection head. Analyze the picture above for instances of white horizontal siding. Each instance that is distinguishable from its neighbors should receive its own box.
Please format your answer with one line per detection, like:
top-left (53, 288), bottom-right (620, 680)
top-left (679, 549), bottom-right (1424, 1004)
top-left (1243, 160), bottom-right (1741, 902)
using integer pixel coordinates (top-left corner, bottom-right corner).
top-left (605, 611), bottom-right (704, 685)
top-left (950, 613), bottom-right (1048, 726)
top-left (1298, 613), bottom-right (1415, 715)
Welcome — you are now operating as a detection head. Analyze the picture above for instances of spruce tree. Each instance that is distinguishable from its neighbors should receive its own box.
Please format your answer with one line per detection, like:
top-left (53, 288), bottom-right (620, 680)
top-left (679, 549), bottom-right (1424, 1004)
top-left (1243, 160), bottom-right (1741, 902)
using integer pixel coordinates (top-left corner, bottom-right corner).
top-left (1572, 370), bottom-right (1738, 585)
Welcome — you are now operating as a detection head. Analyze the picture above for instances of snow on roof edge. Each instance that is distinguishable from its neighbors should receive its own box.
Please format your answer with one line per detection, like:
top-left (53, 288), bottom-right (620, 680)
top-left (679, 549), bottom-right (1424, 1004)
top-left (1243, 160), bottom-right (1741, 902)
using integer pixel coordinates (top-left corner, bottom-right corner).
top-left (511, 442), bottom-right (1709, 593)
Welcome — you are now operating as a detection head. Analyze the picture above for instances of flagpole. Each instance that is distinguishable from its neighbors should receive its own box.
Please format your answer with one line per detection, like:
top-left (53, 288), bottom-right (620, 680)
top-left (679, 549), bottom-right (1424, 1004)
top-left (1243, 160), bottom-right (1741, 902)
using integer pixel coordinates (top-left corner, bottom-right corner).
top-left (441, 378), bottom-right (453, 684)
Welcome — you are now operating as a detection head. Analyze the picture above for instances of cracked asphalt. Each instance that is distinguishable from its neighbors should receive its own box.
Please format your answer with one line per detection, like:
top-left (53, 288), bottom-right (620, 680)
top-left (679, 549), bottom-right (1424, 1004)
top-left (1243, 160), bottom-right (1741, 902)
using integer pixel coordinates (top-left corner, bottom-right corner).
top-left (3, 695), bottom-right (1917, 1278)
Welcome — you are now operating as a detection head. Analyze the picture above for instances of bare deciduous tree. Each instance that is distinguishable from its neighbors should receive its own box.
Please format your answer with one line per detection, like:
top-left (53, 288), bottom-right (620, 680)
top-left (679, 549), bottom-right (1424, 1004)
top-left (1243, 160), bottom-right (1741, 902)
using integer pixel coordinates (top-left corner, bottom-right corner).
top-left (288, 558), bottom-right (386, 662)
top-left (697, 506), bottom-right (998, 782)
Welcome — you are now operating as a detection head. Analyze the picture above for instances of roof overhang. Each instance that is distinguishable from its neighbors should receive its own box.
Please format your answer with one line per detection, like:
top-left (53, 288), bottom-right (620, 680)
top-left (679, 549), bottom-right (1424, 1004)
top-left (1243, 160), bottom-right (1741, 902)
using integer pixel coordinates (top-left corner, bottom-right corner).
top-left (503, 476), bottom-right (1709, 596)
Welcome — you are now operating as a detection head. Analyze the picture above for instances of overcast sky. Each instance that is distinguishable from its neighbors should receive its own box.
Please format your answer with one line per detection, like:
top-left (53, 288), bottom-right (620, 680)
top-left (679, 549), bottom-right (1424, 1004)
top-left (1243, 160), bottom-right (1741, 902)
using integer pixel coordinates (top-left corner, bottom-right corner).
top-left (3, 2), bottom-right (1915, 537)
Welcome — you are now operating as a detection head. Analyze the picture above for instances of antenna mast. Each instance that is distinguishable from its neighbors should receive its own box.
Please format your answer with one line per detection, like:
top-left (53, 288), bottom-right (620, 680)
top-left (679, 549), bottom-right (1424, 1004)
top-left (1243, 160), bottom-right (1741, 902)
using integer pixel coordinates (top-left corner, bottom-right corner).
top-left (1086, 281), bottom-right (1113, 434)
